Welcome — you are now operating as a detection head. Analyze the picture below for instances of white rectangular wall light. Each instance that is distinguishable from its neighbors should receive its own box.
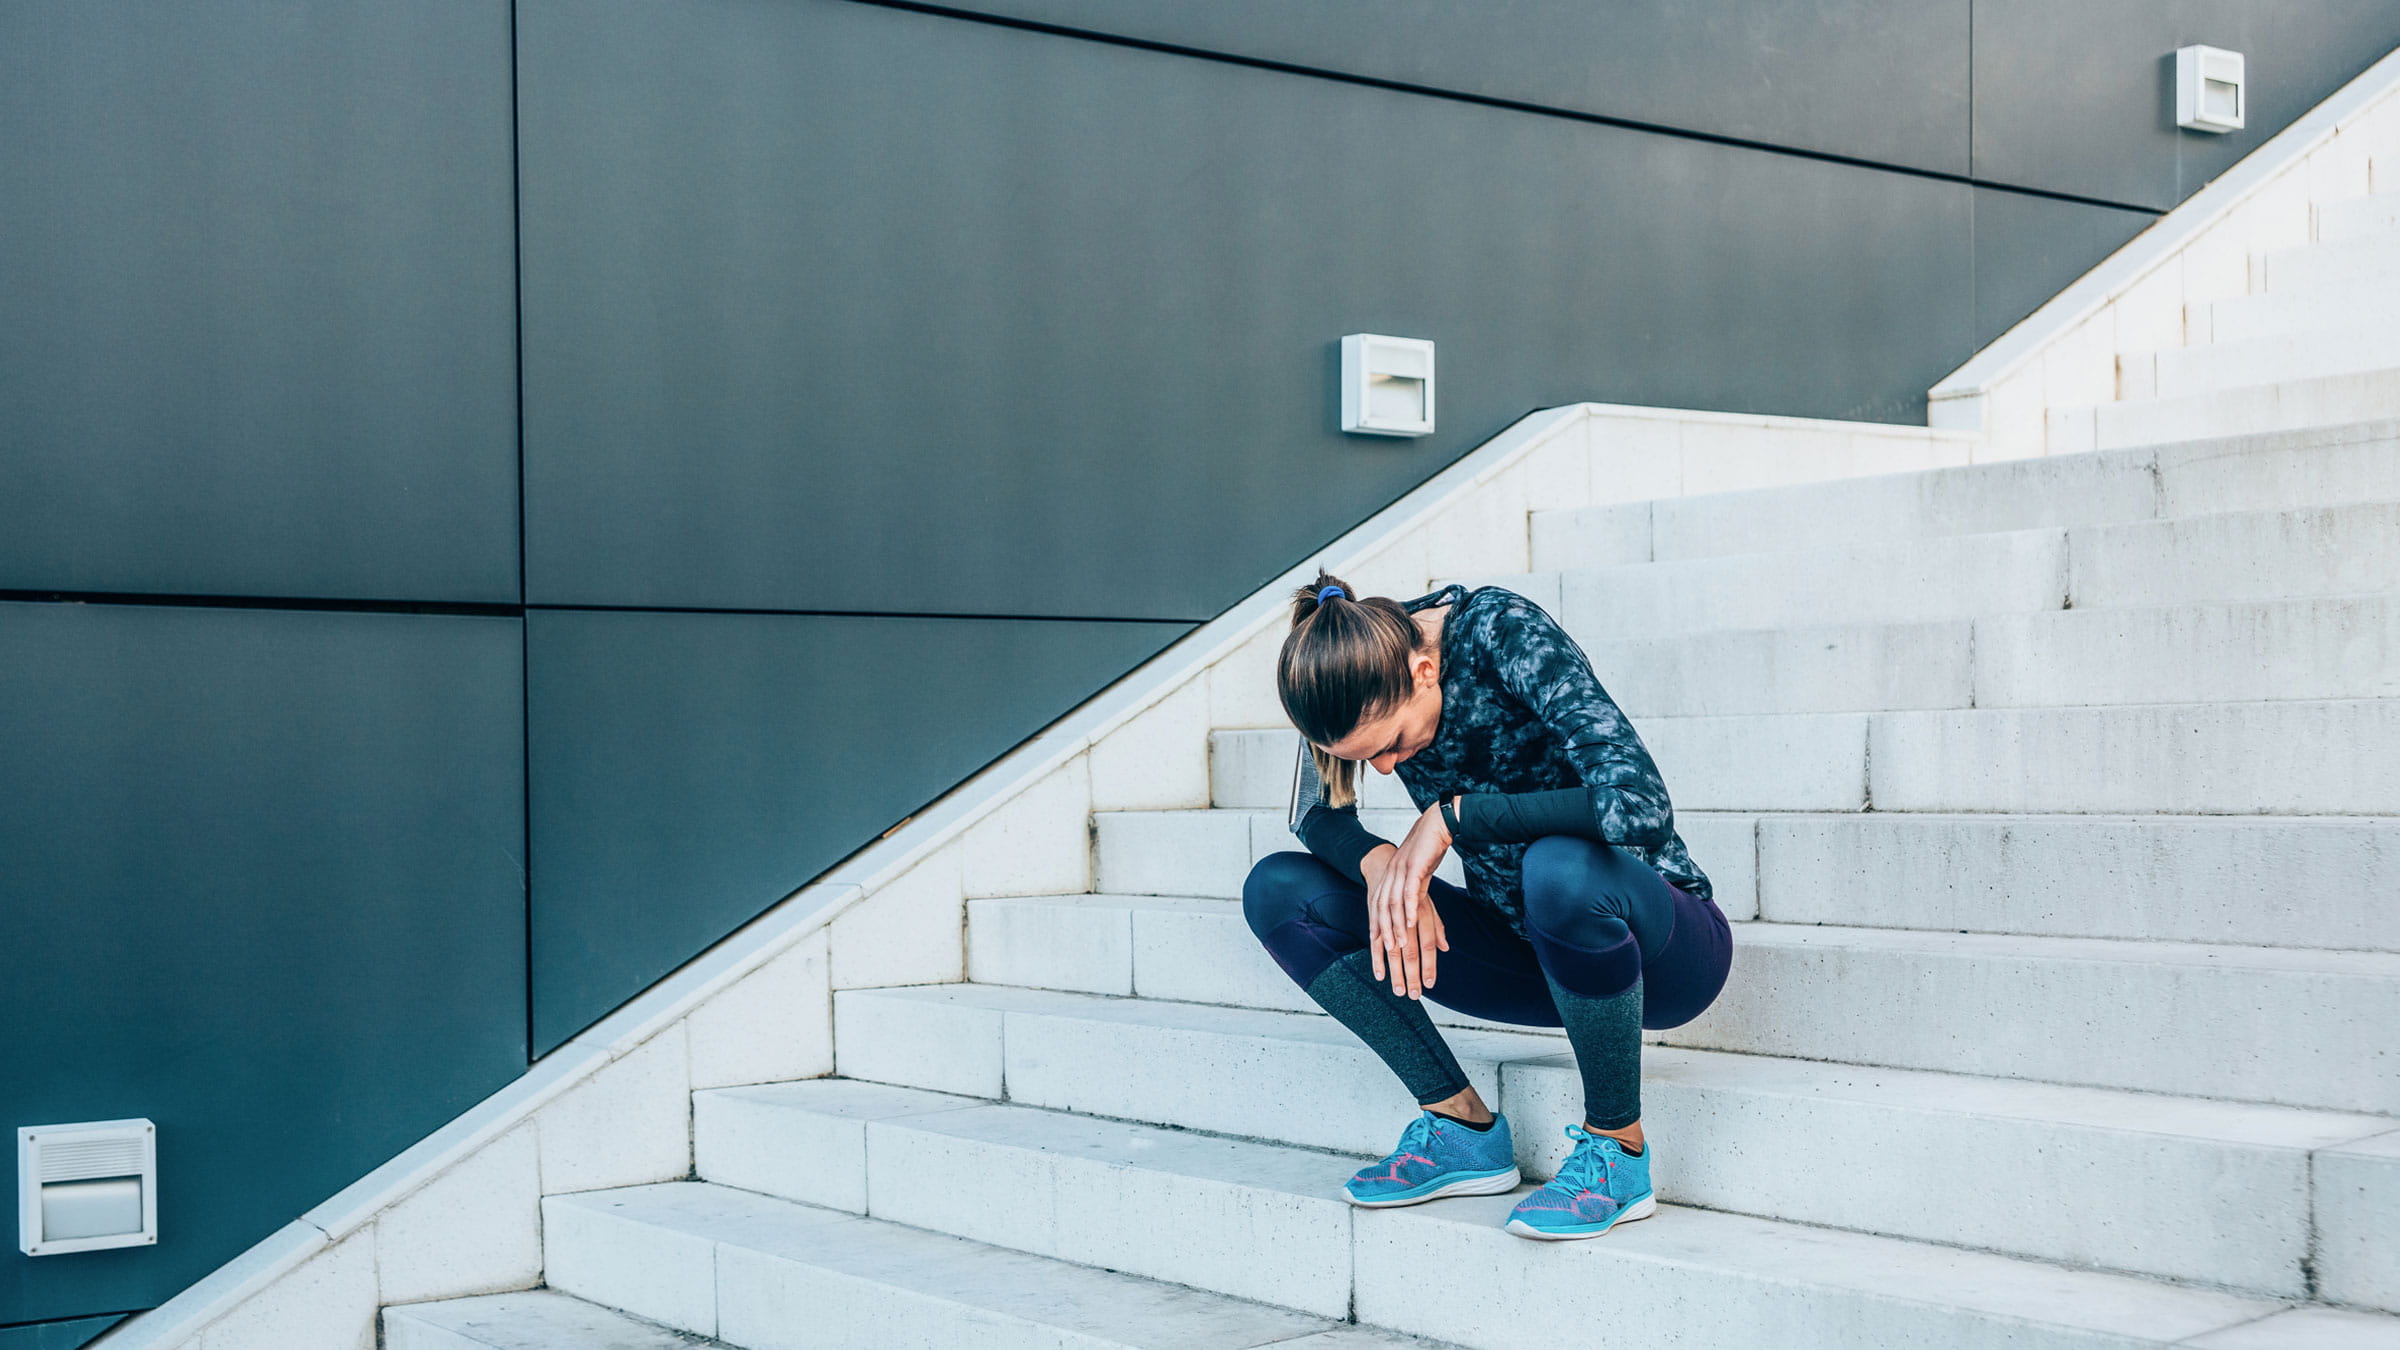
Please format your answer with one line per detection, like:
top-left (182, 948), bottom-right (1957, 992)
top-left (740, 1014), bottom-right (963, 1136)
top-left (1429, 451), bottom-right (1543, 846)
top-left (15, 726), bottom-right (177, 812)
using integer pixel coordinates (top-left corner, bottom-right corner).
top-left (1340, 334), bottom-right (1436, 437)
top-left (19, 1119), bottom-right (157, 1256)
top-left (2176, 45), bottom-right (2244, 133)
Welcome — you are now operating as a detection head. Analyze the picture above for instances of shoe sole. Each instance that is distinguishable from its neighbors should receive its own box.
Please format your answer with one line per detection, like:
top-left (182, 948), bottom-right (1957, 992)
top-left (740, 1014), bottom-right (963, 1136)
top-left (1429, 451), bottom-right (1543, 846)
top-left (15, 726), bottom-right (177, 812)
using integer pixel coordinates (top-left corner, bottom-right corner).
top-left (1504, 1191), bottom-right (1658, 1239)
top-left (1345, 1165), bottom-right (1522, 1208)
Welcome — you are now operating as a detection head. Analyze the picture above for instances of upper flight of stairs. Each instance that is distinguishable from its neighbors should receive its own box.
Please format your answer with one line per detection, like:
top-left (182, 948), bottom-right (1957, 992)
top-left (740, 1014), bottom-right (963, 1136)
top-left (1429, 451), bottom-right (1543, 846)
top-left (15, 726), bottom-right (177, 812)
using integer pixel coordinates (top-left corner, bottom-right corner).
top-left (369, 197), bottom-right (2400, 1347)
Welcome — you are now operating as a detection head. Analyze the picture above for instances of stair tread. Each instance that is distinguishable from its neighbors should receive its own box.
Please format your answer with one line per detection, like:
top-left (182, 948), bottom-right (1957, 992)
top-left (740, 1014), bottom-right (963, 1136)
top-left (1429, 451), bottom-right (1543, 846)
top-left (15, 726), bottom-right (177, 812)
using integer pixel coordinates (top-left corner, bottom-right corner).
top-left (841, 982), bottom-right (2395, 1145)
top-left (385, 1288), bottom-right (721, 1348)
top-left (549, 1181), bottom-right (1360, 1347)
top-left (669, 1086), bottom-right (2300, 1344)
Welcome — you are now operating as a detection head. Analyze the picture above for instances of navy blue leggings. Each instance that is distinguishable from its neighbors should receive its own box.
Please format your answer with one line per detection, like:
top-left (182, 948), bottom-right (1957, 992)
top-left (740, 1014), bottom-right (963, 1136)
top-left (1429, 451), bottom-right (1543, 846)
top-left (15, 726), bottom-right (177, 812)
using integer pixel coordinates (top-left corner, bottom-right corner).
top-left (1241, 836), bottom-right (1732, 1128)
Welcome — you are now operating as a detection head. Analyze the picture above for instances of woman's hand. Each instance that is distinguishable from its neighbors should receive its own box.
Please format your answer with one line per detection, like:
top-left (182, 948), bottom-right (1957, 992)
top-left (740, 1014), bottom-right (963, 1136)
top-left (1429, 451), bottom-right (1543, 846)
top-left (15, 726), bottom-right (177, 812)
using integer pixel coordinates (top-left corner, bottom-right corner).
top-left (1364, 803), bottom-right (1453, 999)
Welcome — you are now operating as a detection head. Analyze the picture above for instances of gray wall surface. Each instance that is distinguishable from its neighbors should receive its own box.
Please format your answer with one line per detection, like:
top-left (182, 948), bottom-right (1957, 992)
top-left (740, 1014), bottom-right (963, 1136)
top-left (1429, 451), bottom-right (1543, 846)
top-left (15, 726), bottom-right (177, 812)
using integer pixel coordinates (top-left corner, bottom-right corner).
top-left (4, 0), bottom-right (2395, 1341)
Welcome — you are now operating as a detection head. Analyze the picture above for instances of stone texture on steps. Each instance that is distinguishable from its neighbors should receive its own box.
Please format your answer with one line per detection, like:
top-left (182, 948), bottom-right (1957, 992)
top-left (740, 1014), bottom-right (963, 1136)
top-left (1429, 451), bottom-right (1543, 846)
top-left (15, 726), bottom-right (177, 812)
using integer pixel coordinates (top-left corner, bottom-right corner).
top-left (1669, 922), bottom-right (2400, 1114)
top-left (540, 1182), bottom-right (1371, 1349)
top-left (1534, 421), bottom-right (2400, 565)
top-left (678, 1078), bottom-right (2308, 1350)
top-left (696, 1069), bottom-right (2387, 1299)
top-left (1210, 698), bottom-right (2400, 817)
top-left (383, 1289), bottom-right (721, 1349)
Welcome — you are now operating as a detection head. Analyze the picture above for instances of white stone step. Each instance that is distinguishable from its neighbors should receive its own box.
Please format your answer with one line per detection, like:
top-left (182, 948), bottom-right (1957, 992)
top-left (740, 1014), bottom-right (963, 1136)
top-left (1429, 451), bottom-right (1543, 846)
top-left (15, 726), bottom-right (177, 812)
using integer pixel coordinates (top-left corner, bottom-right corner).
top-left (2151, 324), bottom-right (2400, 398)
top-left (1578, 617), bottom-right (1977, 714)
top-left (1758, 812), bottom-right (2400, 952)
top-left (1092, 807), bottom-right (1761, 918)
top-left (2317, 1127), bottom-right (2400, 1314)
top-left (1534, 444), bottom-right (2159, 568)
top-left (696, 1076), bottom-right (2384, 1309)
top-left (1353, 1194), bottom-right (2284, 1350)
top-left (2317, 191), bottom-right (2400, 243)
top-left (1210, 722), bottom-right (1871, 815)
top-left (384, 1289), bottom-right (724, 1349)
top-left (831, 982), bottom-right (1562, 1152)
top-left (2093, 368), bottom-right (2400, 451)
top-left (2138, 420), bottom-right (2400, 516)
top-left (1530, 500), bottom-right (2400, 638)
top-left (2206, 273), bottom-right (2400, 342)
top-left (693, 1080), bottom-right (1366, 1316)
top-left (1536, 423), bottom-right (2400, 566)
top-left (1011, 802), bottom-right (2400, 1004)
top-left (812, 987), bottom-right (2395, 1300)
top-left (1866, 697), bottom-right (2400, 815)
top-left (2259, 228), bottom-right (2400, 293)
top-left (1971, 594), bottom-right (2400, 708)
top-left (541, 1181), bottom-right (1367, 1348)
top-left (1669, 923), bottom-right (2400, 1114)
top-left (1091, 803), bottom-right (1469, 898)
top-left (1574, 593), bottom-right (2400, 715)
top-left (963, 892), bottom-right (1564, 1036)
top-left (1214, 696), bottom-right (2400, 817)
top-left (1540, 524), bottom-right (2072, 635)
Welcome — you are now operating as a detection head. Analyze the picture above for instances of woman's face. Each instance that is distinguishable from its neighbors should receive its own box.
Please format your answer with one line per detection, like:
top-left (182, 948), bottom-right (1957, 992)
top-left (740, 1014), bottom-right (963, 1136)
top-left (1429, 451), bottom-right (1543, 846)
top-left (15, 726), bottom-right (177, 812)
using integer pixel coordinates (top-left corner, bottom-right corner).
top-left (1318, 644), bottom-right (1443, 774)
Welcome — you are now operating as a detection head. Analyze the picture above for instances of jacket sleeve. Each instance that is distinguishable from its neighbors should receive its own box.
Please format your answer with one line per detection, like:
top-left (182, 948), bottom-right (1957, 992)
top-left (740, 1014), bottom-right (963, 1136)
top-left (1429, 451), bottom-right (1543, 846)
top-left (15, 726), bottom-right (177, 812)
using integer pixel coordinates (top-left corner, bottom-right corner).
top-left (1294, 801), bottom-right (1396, 885)
top-left (1286, 738), bottom-right (1394, 883)
top-left (1477, 593), bottom-right (1676, 849)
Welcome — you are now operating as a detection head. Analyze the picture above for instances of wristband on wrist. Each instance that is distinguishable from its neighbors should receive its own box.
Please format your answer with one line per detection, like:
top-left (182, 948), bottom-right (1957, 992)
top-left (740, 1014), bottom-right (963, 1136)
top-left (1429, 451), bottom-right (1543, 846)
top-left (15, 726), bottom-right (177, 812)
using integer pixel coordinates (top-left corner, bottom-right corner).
top-left (1438, 794), bottom-right (1462, 839)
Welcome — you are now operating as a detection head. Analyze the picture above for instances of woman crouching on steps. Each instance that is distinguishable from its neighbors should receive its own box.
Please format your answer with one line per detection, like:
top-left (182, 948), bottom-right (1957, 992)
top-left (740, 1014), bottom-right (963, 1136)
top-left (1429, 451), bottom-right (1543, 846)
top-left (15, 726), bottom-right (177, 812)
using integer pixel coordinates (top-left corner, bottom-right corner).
top-left (1241, 570), bottom-right (1732, 1240)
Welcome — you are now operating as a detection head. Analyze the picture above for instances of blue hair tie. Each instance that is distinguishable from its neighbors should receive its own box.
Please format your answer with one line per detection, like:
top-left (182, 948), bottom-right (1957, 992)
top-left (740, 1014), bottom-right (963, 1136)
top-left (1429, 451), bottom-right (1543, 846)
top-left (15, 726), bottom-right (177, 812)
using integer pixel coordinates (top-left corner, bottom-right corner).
top-left (1316, 584), bottom-right (1347, 604)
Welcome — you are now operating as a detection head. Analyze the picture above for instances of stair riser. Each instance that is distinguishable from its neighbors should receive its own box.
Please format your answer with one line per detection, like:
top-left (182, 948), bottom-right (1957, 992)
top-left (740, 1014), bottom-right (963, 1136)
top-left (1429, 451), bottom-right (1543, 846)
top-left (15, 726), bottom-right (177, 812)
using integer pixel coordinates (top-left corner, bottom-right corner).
top-left (546, 1191), bottom-right (1319, 1350)
top-left (1973, 596), bottom-right (2400, 708)
top-left (1870, 700), bottom-right (2400, 815)
top-left (2317, 1133), bottom-right (2400, 1312)
top-left (1537, 450), bottom-right (2151, 569)
top-left (2207, 277), bottom-right (2400, 341)
top-left (1579, 595), bottom-right (2400, 715)
top-left (1106, 800), bottom-right (2400, 953)
top-left (1539, 502), bottom-right (2400, 639)
top-left (542, 1197), bottom-right (727, 1339)
top-left (1091, 809), bottom-right (1760, 920)
top-left (2260, 232), bottom-right (2400, 292)
top-left (824, 994), bottom-right (2366, 1296)
top-left (1538, 427), bottom-right (2400, 566)
top-left (1091, 805), bottom-right (1466, 899)
top-left (866, 1116), bottom-right (1351, 1317)
top-left (1759, 814), bottom-right (2400, 952)
top-left (2096, 369), bottom-right (2400, 450)
top-left (1668, 937), bottom-right (2400, 1114)
top-left (833, 986), bottom-right (1551, 1157)
top-left (1547, 530), bottom-right (2070, 636)
top-left (2153, 327), bottom-right (2400, 398)
top-left (1353, 1200), bottom-right (2251, 1350)
top-left (1002, 805), bottom-right (2400, 1009)
top-left (1502, 1058), bottom-right (2317, 1296)
top-left (2316, 194), bottom-right (2400, 242)
top-left (1215, 698), bottom-right (2400, 817)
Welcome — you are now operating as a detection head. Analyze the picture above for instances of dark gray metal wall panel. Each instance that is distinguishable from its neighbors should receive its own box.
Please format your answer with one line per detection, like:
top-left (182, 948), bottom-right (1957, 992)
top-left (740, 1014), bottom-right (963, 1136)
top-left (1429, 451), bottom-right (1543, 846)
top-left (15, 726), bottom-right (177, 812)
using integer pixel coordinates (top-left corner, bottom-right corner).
top-left (909, 0), bottom-right (1973, 175)
top-left (526, 607), bottom-right (1189, 1053)
top-left (1973, 1), bottom-right (2400, 210)
top-left (519, 0), bottom-right (1975, 623)
top-left (1972, 188), bottom-right (2159, 339)
top-left (0, 603), bottom-right (525, 1326)
top-left (0, 1315), bottom-right (124, 1350)
top-left (0, 2), bottom-right (520, 604)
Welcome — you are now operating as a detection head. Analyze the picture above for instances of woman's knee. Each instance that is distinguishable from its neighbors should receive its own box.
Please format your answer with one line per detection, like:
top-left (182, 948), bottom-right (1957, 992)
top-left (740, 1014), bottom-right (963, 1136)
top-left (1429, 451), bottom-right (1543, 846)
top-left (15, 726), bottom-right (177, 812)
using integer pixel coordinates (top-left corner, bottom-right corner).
top-left (1521, 835), bottom-right (1641, 928)
top-left (1241, 850), bottom-right (1333, 940)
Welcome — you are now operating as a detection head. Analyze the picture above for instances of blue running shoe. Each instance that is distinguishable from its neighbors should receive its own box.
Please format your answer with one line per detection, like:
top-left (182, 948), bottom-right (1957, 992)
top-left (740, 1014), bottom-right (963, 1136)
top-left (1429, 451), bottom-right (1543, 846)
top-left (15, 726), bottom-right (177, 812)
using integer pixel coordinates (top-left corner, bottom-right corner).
top-left (1505, 1123), bottom-right (1656, 1239)
top-left (1343, 1110), bottom-right (1520, 1208)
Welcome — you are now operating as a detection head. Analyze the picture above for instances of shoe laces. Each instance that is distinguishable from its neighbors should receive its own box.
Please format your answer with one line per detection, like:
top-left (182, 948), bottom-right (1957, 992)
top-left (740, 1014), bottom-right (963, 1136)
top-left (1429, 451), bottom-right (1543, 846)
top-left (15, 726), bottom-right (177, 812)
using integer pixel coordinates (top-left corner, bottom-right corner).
top-left (1554, 1122), bottom-right (1616, 1192)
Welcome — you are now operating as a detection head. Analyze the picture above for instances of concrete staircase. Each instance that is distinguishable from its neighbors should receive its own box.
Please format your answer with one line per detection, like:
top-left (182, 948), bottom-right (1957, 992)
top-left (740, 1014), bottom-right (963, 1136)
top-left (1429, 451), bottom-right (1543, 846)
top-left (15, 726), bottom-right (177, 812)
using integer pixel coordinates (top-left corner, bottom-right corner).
top-left (378, 200), bottom-right (2400, 1349)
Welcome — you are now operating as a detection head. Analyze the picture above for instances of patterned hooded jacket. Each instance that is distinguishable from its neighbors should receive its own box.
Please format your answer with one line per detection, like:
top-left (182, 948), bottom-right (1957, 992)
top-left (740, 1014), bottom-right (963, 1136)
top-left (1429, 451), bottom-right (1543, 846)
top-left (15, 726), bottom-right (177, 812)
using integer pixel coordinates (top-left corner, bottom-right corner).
top-left (1288, 581), bottom-right (1711, 937)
